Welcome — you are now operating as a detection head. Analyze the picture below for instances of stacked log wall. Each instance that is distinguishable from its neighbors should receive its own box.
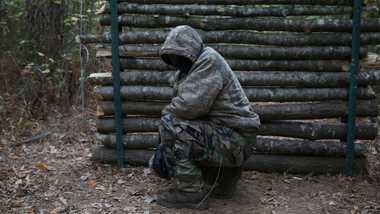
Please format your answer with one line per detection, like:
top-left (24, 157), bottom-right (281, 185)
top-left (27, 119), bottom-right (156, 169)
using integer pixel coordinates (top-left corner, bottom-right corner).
top-left (83, 0), bottom-right (380, 174)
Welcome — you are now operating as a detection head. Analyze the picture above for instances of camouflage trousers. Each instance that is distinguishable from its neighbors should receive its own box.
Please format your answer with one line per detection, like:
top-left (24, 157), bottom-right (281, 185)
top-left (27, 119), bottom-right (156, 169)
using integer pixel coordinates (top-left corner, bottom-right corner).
top-left (159, 114), bottom-right (247, 192)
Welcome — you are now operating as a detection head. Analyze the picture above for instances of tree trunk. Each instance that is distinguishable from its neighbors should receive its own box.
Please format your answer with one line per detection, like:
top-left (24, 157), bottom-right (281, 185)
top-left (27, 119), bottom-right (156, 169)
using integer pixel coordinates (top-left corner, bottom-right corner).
top-left (96, 100), bottom-right (378, 120)
top-left (116, 0), bottom-right (354, 5)
top-left (88, 70), bottom-right (380, 87)
top-left (80, 31), bottom-right (380, 46)
top-left (119, 58), bottom-right (349, 72)
top-left (96, 117), bottom-right (378, 140)
top-left (104, 44), bottom-right (367, 60)
top-left (93, 86), bottom-right (376, 102)
top-left (99, 14), bottom-right (380, 32)
top-left (91, 147), bottom-right (367, 175)
top-left (25, 0), bottom-right (65, 58)
top-left (100, 3), bottom-right (353, 17)
top-left (97, 133), bottom-right (367, 157)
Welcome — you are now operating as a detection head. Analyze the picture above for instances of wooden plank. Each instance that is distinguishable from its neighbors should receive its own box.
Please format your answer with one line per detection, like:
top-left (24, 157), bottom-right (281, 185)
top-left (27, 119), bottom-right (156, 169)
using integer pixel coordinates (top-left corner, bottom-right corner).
top-left (97, 133), bottom-right (367, 157)
top-left (94, 86), bottom-right (376, 102)
top-left (91, 146), bottom-right (367, 175)
top-left (96, 118), bottom-right (378, 140)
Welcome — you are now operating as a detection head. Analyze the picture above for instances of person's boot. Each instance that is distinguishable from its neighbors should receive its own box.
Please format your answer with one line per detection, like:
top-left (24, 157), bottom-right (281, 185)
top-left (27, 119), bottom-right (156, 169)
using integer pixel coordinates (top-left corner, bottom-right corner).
top-left (211, 167), bottom-right (242, 199)
top-left (201, 166), bottom-right (242, 199)
top-left (156, 188), bottom-right (209, 209)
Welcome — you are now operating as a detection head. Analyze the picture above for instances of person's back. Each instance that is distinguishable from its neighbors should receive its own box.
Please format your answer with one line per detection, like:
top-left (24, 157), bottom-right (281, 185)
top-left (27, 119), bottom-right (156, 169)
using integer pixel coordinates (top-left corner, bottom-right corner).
top-left (151, 25), bottom-right (260, 209)
top-left (160, 25), bottom-right (260, 132)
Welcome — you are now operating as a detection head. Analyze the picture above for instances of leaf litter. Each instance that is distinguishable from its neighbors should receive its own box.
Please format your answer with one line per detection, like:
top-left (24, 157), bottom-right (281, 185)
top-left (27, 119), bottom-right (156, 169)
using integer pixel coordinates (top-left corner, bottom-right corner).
top-left (0, 110), bottom-right (379, 213)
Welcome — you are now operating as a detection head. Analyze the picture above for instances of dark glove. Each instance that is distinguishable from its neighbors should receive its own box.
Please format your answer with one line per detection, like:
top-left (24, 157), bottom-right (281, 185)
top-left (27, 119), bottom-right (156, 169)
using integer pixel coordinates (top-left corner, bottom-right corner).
top-left (150, 144), bottom-right (176, 180)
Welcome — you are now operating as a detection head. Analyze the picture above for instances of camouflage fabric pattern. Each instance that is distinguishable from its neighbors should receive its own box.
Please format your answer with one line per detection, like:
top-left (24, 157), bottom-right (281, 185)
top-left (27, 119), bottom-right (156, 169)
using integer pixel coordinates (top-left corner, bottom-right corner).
top-left (159, 114), bottom-right (247, 192)
top-left (159, 25), bottom-right (260, 133)
top-left (156, 25), bottom-right (260, 192)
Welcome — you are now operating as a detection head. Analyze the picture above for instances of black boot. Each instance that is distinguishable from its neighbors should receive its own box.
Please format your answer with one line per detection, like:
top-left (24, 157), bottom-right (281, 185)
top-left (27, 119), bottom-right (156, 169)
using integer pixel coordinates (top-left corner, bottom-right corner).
top-left (202, 166), bottom-right (242, 199)
top-left (156, 188), bottom-right (209, 209)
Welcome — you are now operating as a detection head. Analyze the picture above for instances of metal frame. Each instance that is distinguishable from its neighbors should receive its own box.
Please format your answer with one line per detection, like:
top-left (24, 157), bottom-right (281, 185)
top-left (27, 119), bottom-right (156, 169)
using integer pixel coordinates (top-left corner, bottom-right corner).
top-left (108, 0), bottom-right (364, 173)
top-left (110, 0), bottom-right (125, 167)
top-left (345, 0), bottom-right (363, 176)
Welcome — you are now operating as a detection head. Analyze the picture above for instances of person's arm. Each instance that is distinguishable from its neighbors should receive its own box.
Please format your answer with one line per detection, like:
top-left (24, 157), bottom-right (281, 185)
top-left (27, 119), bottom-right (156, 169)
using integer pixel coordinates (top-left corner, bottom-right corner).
top-left (163, 56), bottom-right (223, 120)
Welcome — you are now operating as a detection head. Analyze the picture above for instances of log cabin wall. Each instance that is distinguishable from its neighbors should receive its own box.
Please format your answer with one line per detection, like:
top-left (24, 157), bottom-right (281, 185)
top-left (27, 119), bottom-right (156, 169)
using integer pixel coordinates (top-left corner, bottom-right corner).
top-left (81, 0), bottom-right (380, 174)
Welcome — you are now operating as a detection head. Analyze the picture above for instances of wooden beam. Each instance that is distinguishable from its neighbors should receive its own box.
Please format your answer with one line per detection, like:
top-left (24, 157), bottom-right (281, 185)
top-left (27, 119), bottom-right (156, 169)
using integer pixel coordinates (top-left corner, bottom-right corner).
top-left (99, 3), bottom-right (353, 17)
top-left (116, 0), bottom-right (353, 6)
top-left (96, 118), bottom-right (378, 140)
top-left (79, 31), bottom-right (380, 46)
top-left (119, 58), bottom-right (350, 72)
top-left (99, 14), bottom-right (380, 32)
top-left (96, 100), bottom-right (379, 120)
top-left (91, 146), bottom-right (367, 175)
top-left (88, 70), bottom-right (380, 87)
top-left (97, 133), bottom-right (367, 157)
top-left (97, 44), bottom-right (369, 60)
top-left (93, 86), bottom-right (376, 102)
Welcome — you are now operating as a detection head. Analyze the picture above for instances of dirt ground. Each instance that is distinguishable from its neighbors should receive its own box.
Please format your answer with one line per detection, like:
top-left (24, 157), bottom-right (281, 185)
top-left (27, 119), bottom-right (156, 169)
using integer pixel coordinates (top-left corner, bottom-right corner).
top-left (1, 110), bottom-right (380, 214)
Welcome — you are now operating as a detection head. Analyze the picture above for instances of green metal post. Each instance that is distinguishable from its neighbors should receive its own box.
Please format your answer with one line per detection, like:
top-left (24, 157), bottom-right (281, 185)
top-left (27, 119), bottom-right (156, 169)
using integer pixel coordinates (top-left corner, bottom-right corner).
top-left (345, 0), bottom-right (362, 176)
top-left (110, 0), bottom-right (125, 167)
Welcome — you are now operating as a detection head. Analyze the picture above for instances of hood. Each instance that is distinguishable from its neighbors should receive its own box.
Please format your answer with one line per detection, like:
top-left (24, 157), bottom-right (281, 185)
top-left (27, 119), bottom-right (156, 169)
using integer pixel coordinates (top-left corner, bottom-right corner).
top-left (159, 25), bottom-right (203, 65)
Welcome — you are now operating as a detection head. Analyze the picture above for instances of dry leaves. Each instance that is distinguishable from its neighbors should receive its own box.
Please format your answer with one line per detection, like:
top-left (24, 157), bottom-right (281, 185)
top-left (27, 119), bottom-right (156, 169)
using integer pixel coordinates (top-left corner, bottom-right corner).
top-left (35, 163), bottom-right (49, 171)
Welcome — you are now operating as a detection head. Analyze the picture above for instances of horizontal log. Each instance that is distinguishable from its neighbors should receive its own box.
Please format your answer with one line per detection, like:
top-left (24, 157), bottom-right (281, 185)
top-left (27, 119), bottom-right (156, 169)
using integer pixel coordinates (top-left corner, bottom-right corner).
top-left (97, 132), bottom-right (160, 149)
top-left (99, 15), bottom-right (380, 32)
top-left (91, 147), bottom-right (367, 175)
top-left (119, 58), bottom-right (349, 72)
top-left (88, 70), bottom-right (380, 87)
top-left (98, 45), bottom-right (368, 60)
top-left (98, 117), bottom-right (161, 133)
top-left (79, 31), bottom-right (380, 46)
top-left (243, 154), bottom-right (366, 174)
top-left (259, 121), bottom-right (377, 140)
top-left (96, 118), bottom-right (378, 140)
top-left (97, 133), bottom-right (367, 157)
top-left (96, 100), bottom-right (379, 120)
top-left (93, 86), bottom-right (376, 102)
top-left (91, 146), bottom-right (152, 166)
top-left (117, 0), bottom-right (354, 5)
top-left (100, 3), bottom-right (353, 17)
top-left (90, 71), bottom-right (172, 86)
top-left (98, 101), bottom-right (166, 116)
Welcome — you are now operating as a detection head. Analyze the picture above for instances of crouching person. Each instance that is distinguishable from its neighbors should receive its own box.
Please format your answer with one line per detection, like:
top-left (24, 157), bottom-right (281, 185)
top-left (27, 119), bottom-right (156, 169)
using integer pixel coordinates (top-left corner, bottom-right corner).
top-left (150, 25), bottom-right (260, 209)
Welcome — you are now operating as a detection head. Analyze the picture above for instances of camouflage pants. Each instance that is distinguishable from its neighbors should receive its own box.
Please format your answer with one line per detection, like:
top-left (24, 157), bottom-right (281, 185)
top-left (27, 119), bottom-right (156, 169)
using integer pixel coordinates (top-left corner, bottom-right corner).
top-left (159, 114), bottom-right (247, 192)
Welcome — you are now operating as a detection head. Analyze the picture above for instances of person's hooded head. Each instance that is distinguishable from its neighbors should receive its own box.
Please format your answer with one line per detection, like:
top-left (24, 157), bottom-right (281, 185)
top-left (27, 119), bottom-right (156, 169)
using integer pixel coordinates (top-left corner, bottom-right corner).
top-left (159, 25), bottom-right (203, 74)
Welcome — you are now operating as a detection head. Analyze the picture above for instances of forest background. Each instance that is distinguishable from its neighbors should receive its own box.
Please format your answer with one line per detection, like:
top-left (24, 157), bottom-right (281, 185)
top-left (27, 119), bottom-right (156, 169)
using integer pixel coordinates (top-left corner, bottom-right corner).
top-left (1, 0), bottom-right (380, 140)
top-left (0, 0), bottom-right (104, 139)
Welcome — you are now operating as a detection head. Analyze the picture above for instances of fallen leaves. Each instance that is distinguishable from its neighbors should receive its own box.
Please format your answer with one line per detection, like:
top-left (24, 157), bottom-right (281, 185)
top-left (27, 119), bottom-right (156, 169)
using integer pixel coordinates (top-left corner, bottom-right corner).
top-left (116, 179), bottom-right (126, 185)
top-left (337, 175), bottom-right (354, 183)
top-left (9, 199), bottom-right (25, 208)
top-left (1, 110), bottom-right (379, 214)
top-left (35, 162), bottom-right (55, 171)
top-left (35, 163), bottom-right (49, 171)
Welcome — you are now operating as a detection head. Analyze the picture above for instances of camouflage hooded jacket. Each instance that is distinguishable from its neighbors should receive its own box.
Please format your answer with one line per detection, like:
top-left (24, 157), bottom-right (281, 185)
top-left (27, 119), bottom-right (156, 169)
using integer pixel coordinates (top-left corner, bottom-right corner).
top-left (159, 25), bottom-right (261, 132)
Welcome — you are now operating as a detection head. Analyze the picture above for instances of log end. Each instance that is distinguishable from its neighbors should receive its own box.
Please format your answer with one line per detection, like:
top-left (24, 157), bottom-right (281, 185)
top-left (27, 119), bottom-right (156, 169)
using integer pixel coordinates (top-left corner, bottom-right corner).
top-left (96, 3), bottom-right (107, 15)
top-left (96, 50), bottom-right (112, 58)
top-left (96, 106), bottom-right (105, 117)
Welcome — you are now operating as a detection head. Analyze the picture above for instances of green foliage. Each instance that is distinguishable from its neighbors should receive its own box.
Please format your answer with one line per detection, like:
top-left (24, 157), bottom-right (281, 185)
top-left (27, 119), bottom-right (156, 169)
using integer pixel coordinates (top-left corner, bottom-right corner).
top-left (0, 0), bottom-right (102, 131)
